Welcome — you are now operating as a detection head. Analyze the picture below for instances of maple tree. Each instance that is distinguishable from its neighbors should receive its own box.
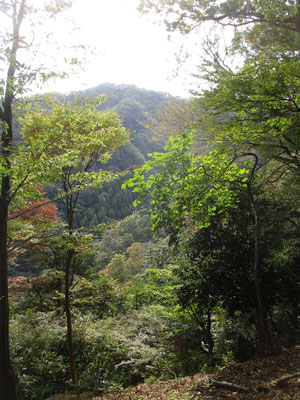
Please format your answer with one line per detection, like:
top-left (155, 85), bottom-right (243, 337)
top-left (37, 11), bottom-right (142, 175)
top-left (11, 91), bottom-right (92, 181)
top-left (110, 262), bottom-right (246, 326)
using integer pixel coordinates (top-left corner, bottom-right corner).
top-left (20, 95), bottom-right (129, 383)
top-left (8, 188), bottom-right (61, 261)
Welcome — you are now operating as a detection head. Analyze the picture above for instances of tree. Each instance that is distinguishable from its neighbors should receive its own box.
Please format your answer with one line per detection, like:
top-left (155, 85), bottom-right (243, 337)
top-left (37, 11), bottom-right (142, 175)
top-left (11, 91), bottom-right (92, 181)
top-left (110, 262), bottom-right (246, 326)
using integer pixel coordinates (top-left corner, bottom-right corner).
top-left (21, 96), bottom-right (129, 383)
top-left (198, 29), bottom-right (299, 352)
top-left (124, 132), bottom-right (247, 241)
top-left (124, 131), bottom-right (277, 353)
top-left (0, 1), bottom-right (73, 398)
top-left (107, 254), bottom-right (127, 282)
top-left (139, 0), bottom-right (300, 34)
top-left (139, 1), bottom-right (300, 96)
top-left (137, 0), bottom-right (299, 345)
top-left (125, 242), bottom-right (145, 277)
top-left (203, 49), bottom-right (300, 177)
top-left (176, 187), bottom-right (272, 356)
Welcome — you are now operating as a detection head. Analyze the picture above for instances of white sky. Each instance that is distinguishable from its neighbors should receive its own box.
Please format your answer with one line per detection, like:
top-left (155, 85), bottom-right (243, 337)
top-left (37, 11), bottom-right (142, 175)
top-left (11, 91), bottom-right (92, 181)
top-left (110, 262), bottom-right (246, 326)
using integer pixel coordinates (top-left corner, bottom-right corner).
top-left (42, 0), bottom-right (195, 97)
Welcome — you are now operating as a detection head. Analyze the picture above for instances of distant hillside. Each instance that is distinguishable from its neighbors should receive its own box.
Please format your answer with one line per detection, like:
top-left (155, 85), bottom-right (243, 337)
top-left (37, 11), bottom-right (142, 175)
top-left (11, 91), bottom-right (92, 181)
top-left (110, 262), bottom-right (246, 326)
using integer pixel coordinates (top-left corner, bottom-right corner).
top-left (75, 83), bottom-right (171, 161)
top-left (61, 83), bottom-right (173, 228)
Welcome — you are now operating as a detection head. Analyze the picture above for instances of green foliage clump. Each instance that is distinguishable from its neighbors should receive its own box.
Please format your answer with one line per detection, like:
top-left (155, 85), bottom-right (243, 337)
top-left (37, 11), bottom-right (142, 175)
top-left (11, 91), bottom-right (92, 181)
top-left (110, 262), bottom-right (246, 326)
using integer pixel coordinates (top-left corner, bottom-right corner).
top-left (11, 312), bottom-right (67, 399)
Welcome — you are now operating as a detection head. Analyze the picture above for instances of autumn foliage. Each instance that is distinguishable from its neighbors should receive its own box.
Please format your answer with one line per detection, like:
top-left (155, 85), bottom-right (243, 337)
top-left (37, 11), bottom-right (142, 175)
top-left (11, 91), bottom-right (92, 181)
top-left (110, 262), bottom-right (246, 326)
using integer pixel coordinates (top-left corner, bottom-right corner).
top-left (7, 276), bottom-right (31, 300)
top-left (10, 186), bottom-right (59, 223)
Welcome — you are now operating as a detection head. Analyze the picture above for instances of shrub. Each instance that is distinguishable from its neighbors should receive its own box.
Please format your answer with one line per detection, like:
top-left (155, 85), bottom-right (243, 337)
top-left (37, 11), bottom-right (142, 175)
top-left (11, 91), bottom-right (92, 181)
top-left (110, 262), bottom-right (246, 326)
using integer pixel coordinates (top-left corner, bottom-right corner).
top-left (11, 312), bottom-right (68, 399)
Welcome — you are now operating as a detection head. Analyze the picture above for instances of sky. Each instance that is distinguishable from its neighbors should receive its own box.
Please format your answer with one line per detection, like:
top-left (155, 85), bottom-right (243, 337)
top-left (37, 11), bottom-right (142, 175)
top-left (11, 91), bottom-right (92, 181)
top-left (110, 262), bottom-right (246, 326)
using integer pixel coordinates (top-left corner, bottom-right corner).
top-left (42, 0), bottom-right (195, 98)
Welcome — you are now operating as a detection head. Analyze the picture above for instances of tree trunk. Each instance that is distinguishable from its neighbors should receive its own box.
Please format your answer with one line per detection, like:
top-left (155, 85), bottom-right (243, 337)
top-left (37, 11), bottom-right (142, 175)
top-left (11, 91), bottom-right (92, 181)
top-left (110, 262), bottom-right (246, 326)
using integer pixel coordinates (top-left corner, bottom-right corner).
top-left (247, 182), bottom-right (272, 354)
top-left (189, 306), bottom-right (214, 356)
top-left (205, 309), bottom-right (214, 356)
top-left (0, 3), bottom-right (26, 395)
top-left (0, 179), bottom-right (19, 400)
top-left (0, 47), bottom-right (21, 398)
top-left (65, 249), bottom-right (76, 383)
top-left (0, 105), bottom-right (19, 400)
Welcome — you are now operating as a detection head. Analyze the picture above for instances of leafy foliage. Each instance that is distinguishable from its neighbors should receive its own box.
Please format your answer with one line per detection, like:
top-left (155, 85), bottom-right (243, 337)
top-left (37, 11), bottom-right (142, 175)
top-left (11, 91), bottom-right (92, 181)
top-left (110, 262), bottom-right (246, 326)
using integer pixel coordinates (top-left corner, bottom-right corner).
top-left (124, 131), bottom-right (252, 242)
top-left (139, 0), bottom-right (300, 33)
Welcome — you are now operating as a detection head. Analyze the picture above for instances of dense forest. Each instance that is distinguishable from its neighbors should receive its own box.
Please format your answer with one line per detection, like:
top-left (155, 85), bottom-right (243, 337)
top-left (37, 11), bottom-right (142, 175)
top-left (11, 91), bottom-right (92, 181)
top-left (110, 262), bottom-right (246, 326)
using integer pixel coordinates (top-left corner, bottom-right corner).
top-left (67, 83), bottom-right (169, 228)
top-left (0, 1), bottom-right (299, 400)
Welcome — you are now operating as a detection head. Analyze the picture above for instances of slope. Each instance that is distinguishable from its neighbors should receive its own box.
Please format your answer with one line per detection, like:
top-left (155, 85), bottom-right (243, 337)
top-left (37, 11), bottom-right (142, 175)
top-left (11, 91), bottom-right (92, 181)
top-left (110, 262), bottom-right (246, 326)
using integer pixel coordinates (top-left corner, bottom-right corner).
top-left (49, 346), bottom-right (300, 400)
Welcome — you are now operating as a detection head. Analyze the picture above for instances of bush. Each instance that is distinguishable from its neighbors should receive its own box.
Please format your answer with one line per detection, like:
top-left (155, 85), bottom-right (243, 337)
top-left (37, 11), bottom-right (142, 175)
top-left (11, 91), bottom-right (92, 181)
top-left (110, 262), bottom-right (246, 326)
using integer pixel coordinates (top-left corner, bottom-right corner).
top-left (11, 308), bottom-right (176, 397)
top-left (11, 312), bottom-right (68, 399)
top-left (11, 306), bottom-right (247, 398)
top-left (74, 309), bottom-right (173, 387)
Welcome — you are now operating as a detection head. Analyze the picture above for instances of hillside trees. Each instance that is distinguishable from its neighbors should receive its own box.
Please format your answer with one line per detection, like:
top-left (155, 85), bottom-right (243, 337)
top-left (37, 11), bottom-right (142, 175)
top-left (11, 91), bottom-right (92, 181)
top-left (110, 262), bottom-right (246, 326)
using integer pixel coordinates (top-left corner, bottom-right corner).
top-left (0, 1), bottom-right (76, 398)
top-left (124, 133), bottom-right (272, 352)
top-left (129, 0), bottom-right (300, 355)
top-left (20, 96), bottom-right (129, 383)
top-left (199, 13), bottom-right (299, 351)
top-left (124, 127), bottom-right (299, 354)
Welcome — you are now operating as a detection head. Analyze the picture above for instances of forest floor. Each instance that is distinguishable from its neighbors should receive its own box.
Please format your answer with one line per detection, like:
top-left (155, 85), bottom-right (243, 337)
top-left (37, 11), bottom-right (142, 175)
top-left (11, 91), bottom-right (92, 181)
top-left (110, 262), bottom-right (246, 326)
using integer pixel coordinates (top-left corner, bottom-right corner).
top-left (49, 345), bottom-right (300, 400)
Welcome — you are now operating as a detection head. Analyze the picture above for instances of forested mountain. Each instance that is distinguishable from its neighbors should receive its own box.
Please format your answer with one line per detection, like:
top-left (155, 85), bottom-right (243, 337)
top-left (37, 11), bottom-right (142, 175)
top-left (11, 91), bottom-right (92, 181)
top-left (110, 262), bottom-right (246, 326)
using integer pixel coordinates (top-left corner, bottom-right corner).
top-left (63, 84), bottom-right (172, 227)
